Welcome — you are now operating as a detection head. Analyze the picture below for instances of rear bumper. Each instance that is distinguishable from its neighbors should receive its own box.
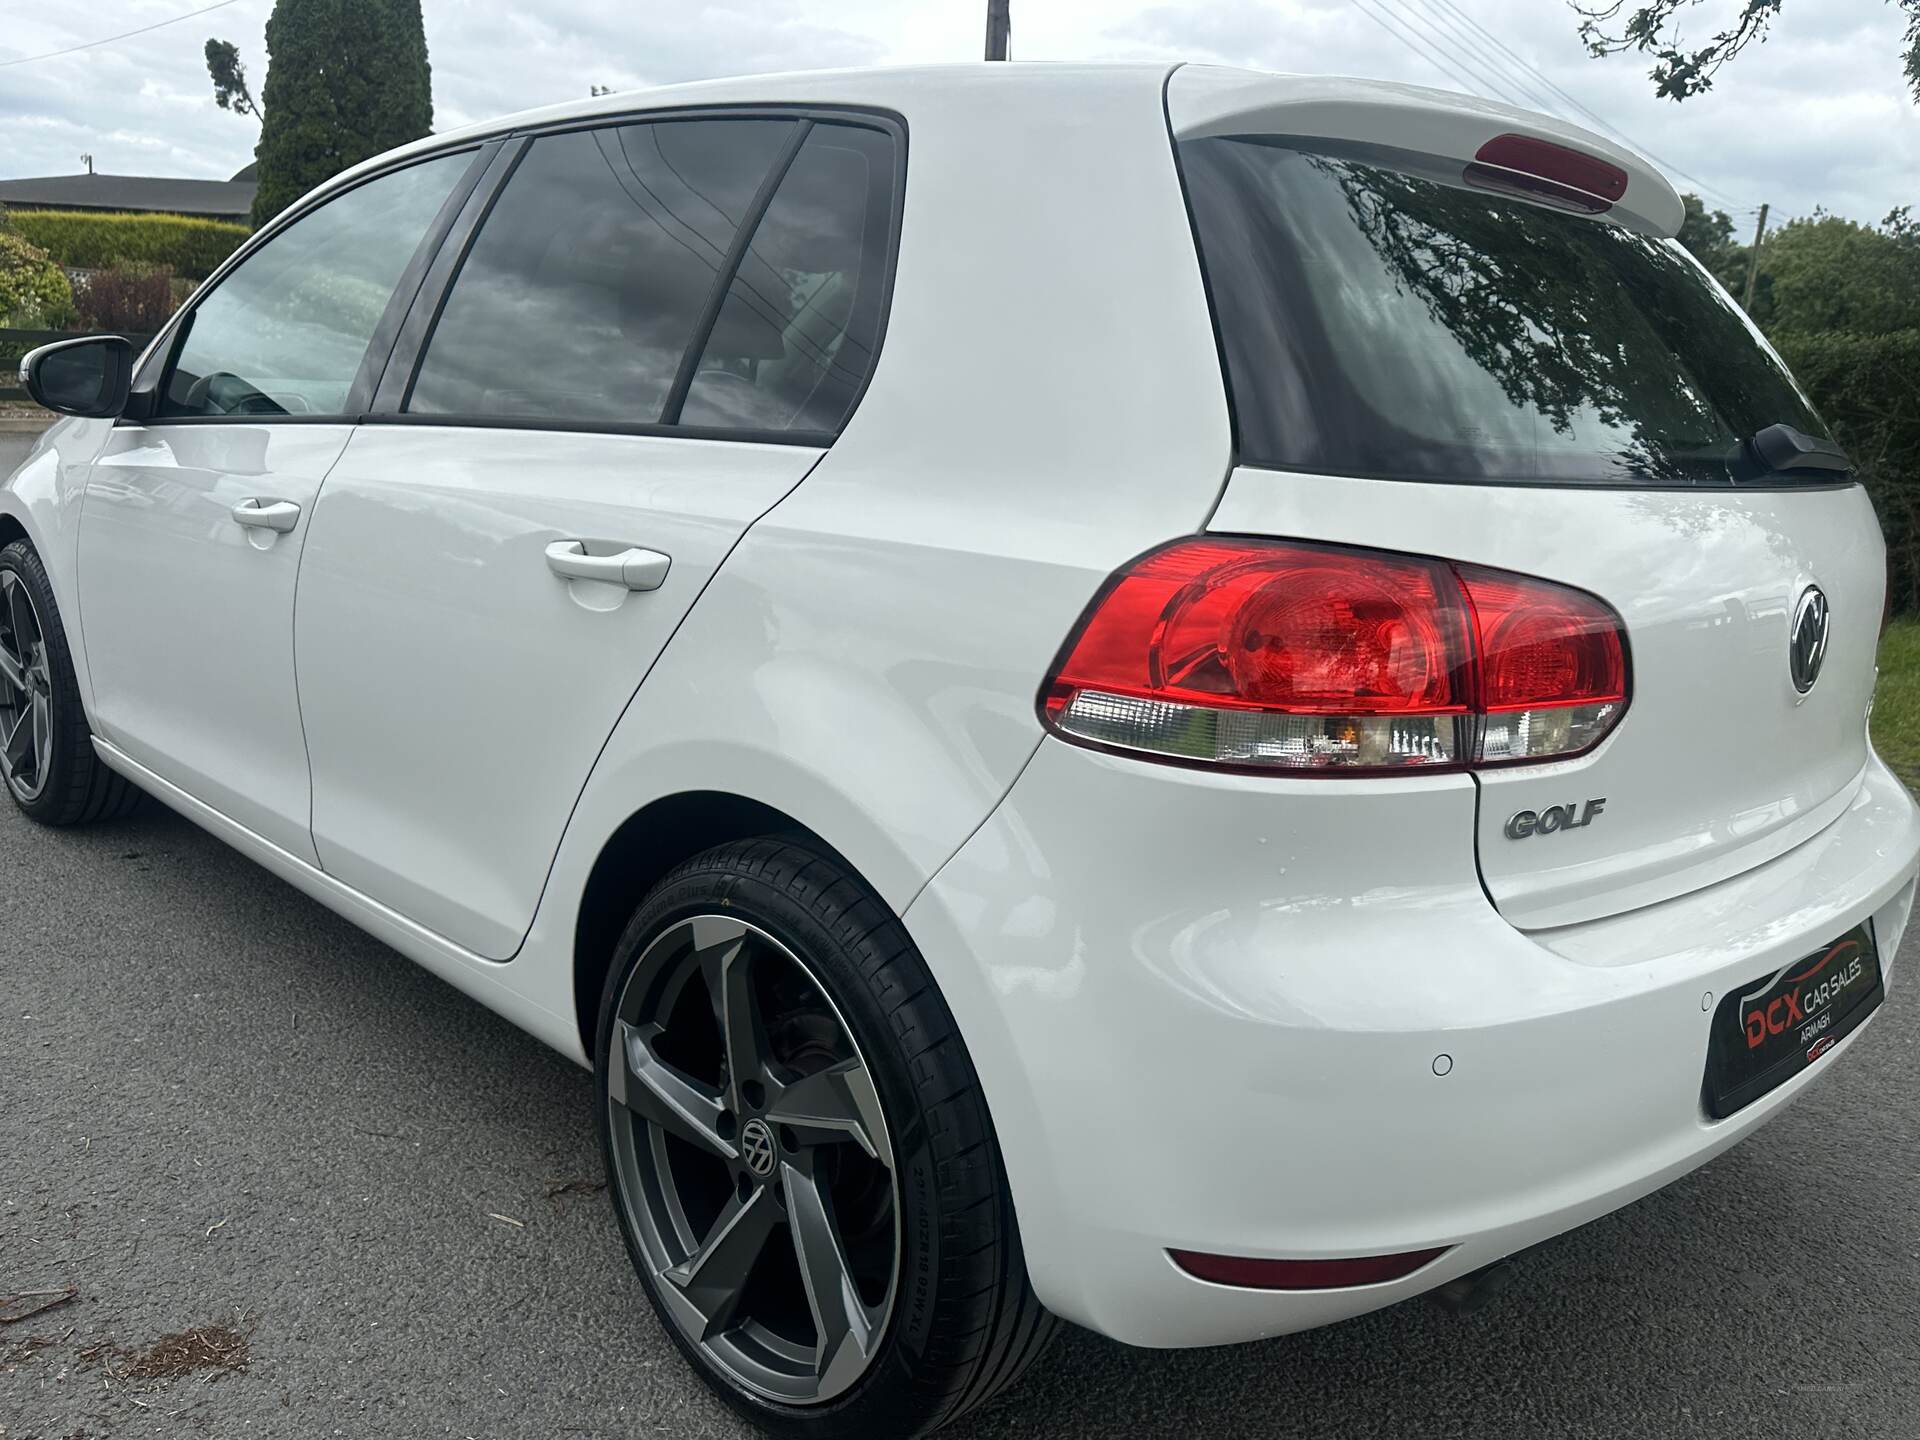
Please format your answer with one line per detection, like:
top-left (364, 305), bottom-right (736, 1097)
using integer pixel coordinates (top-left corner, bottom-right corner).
top-left (903, 741), bottom-right (1919, 1347)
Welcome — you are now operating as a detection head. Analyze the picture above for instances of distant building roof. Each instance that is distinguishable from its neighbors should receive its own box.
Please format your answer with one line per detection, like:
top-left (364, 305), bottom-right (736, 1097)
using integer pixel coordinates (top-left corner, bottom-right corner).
top-left (0, 172), bottom-right (255, 223)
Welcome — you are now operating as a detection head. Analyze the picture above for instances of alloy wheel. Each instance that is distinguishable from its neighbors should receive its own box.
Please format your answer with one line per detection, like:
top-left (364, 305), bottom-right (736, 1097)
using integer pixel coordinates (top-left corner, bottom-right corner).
top-left (0, 570), bottom-right (54, 804)
top-left (607, 913), bottom-right (899, 1405)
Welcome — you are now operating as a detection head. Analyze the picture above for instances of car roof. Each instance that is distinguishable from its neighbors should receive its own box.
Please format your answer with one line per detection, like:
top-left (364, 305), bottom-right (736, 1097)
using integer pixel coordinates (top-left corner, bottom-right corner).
top-left (320, 63), bottom-right (1175, 197)
top-left (308, 61), bottom-right (1679, 237)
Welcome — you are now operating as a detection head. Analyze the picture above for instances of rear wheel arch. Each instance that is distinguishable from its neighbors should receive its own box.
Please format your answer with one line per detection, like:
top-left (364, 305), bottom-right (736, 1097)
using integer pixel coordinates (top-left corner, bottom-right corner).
top-left (592, 832), bottom-right (1058, 1433)
top-left (571, 790), bottom-right (867, 1056)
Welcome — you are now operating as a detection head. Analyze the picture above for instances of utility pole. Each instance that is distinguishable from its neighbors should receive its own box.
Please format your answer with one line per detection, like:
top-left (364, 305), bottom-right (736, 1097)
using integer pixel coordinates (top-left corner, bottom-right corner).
top-left (1742, 202), bottom-right (1770, 313)
top-left (985, 0), bottom-right (1011, 60)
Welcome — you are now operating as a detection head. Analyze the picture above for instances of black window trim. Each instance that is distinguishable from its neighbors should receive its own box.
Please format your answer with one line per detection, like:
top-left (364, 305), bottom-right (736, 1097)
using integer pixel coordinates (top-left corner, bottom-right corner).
top-left (659, 118), bottom-right (813, 425)
top-left (369, 136), bottom-right (532, 417)
top-left (116, 101), bottom-right (906, 448)
top-left (374, 103), bottom-right (908, 447)
top-left (1159, 74), bottom-right (1858, 495)
top-left (122, 142), bottom-right (498, 428)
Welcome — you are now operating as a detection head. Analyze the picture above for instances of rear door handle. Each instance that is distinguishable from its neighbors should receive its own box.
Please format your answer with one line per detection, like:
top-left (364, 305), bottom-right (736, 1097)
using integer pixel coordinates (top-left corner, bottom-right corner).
top-left (544, 540), bottom-right (671, 592)
top-left (231, 498), bottom-right (301, 533)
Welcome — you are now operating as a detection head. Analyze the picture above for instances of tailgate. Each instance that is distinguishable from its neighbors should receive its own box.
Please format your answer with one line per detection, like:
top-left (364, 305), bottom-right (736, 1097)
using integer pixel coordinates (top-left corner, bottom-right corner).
top-left (1168, 67), bottom-right (1884, 928)
top-left (1211, 467), bottom-right (1883, 928)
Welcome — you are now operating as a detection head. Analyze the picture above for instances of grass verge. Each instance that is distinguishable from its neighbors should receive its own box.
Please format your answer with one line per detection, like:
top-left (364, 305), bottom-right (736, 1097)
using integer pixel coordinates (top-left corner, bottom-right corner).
top-left (1874, 618), bottom-right (1920, 791)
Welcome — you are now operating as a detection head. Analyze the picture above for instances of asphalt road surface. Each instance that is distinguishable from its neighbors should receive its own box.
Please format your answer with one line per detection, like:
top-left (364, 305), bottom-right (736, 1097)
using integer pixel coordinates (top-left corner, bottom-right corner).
top-left (2, 433), bottom-right (1919, 1438)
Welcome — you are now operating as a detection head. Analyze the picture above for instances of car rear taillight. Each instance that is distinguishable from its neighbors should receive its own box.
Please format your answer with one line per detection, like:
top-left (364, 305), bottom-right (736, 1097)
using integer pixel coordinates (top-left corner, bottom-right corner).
top-left (1041, 538), bottom-right (1628, 774)
top-left (1465, 133), bottom-right (1629, 216)
top-left (1458, 564), bottom-right (1629, 764)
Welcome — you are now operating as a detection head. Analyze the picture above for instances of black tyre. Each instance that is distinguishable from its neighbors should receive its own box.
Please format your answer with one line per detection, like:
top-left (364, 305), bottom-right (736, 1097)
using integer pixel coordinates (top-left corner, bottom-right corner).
top-left (0, 539), bottom-right (140, 826)
top-left (595, 837), bottom-right (1056, 1438)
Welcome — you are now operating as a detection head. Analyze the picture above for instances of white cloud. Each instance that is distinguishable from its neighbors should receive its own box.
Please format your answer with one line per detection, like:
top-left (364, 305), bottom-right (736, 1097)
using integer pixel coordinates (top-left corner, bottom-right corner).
top-left (2, 0), bottom-right (1914, 225)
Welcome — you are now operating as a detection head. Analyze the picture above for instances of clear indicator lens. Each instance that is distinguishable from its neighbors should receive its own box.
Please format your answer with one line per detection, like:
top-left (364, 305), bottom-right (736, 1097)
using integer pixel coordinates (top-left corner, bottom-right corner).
top-left (1058, 690), bottom-right (1461, 770)
top-left (1477, 701), bottom-right (1620, 762)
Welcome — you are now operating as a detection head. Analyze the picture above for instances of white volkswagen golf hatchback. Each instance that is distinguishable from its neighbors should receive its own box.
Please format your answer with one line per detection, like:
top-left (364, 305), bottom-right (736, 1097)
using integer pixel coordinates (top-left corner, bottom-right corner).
top-left (9, 62), bottom-right (1916, 1437)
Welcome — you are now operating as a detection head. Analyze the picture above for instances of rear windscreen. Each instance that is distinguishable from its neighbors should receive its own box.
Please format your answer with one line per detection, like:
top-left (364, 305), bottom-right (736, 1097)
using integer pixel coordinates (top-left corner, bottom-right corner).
top-left (1178, 137), bottom-right (1829, 486)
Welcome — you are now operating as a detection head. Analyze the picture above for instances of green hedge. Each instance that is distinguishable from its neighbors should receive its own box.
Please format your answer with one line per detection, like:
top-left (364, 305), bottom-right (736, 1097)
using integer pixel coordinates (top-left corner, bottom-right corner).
top-left (4, 208), bottom-right (248, 281)
top-left (0, 327), bottom-right (155, 377)
top-left (1775, 328), bottom-right (1920, 612)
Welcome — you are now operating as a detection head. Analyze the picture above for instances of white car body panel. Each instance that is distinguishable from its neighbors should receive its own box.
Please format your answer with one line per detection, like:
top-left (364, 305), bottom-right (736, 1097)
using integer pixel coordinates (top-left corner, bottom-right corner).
top-left (522, 61), bottom-right (1230, 1017)
top-left (1167, 65), bottom-right (1686, 235)
top-left (295, 425), bottom-right (823, 957)
top-left (82, 423), bottom-right (355, 863)
top-left (1209, 467), bottom-right (1887, 929)
top-left (1, 62), bottom-right (1913, 1359)
top-left (0, 416), bottom-right (112, 709)
top-left (906, 739), bottom-right (1916, 1342)
top-left (91, 736), bottom-right (582, 1051)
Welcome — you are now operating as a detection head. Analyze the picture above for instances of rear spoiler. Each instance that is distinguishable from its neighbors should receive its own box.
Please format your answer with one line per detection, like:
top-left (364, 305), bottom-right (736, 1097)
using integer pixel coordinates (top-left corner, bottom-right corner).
top-left (1167, 66), bottom-right (1685, 238)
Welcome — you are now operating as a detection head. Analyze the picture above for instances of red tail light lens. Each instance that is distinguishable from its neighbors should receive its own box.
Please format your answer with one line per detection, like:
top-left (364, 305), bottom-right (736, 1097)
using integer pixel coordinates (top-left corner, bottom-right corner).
top-left (1042, 538), bottom-right (1628, 774)
top-left (1458, 565), bottom-right (1630, 764)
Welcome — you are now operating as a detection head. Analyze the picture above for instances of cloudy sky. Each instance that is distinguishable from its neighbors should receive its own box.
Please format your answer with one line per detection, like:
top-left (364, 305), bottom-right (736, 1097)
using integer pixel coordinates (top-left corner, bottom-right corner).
top-left (3, 0), bottom-right (1915, 227)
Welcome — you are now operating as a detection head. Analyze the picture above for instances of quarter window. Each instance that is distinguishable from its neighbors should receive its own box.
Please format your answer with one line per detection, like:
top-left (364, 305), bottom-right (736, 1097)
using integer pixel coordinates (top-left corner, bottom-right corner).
top-left (160, 152), bottom-right (471, 419)
top-left (678, 123), bottom-right (896, 435)
top-left (405, 119), bottom-right (796, 424)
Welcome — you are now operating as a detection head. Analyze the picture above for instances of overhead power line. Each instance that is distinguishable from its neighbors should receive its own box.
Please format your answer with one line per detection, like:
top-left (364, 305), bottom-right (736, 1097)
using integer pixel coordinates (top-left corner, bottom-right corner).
top-left (1416, 0), bottom-right (1567, 115)
top-left (0, 0), bottom-right (247, 69)
top-left (1343, 0), bottom-right (1484, 97)
top-left (1379, 0), bottom-right (1532, 107)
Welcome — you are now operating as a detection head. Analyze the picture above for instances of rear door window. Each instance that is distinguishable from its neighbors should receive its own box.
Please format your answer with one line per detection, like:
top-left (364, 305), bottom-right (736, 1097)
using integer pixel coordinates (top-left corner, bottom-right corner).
top-left (405, 118), bottom-right (795, 423)
top-left (678, 123), bottom-right (897, 435)
top-left (1178, 137), bottom-right (1829, 486)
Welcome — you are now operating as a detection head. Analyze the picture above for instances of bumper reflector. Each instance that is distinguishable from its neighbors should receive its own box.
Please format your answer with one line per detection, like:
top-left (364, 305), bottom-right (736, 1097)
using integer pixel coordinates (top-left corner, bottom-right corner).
top-left (1169, 1246), bottom-right (1449, 1290)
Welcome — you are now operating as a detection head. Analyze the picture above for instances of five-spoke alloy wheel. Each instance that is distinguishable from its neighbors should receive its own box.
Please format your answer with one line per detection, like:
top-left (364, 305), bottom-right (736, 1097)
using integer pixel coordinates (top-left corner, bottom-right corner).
top-left (0, 539), bottom-right (140, 826)
top-left (0, 565), bottom-right (54, 805)
top-left (597, 839), bottom-right (1056, 1439)
top-left (606, 912), bottom-right (899, 1404)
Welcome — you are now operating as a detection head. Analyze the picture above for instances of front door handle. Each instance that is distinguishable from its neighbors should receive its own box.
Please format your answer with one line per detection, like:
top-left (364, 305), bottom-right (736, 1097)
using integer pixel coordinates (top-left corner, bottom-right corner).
top-left (545, 540), bottom-right (671, 592)
top-left (231, 498), bottom-right (301, 533)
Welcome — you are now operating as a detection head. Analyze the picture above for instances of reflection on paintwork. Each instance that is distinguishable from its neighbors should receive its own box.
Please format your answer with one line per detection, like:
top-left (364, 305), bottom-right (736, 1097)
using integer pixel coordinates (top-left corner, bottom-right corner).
top-left (76, 423), bottom-right (355, 863)
top-left (294, 424), bottom-right (823, 958)
top-left (1209, 466), bottom-right (1883, 929)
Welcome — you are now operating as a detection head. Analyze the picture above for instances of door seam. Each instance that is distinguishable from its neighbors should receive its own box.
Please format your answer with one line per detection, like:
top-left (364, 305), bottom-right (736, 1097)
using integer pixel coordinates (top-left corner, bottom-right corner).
top-left (290, 428), bottom-right (362, 864)
top-left (495, 444), bottom-right (836, 962)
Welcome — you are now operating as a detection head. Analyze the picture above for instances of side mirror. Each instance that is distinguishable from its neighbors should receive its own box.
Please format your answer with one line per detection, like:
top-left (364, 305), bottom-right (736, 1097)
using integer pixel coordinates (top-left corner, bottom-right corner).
top-left (20, 335), bottom-right (133, 419)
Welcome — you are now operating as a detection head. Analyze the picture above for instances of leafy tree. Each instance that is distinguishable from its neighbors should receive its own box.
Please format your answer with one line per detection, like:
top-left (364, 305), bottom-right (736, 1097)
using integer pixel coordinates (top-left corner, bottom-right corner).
top-left (1743, 211), bottom-right (1920, 606)
top-left (204, 38), bottom-right (261, 120)
top-left (1781, 327), bottom-right (1920, 607)
top-left (1750, 211), bottom-right (1920, 335)
top-left (1567, 0), bottom-right (1920, 103)
top-left (248, 0), bottom-right (434, 227)
top-left (1675, 193), bottom-right (1749, 293)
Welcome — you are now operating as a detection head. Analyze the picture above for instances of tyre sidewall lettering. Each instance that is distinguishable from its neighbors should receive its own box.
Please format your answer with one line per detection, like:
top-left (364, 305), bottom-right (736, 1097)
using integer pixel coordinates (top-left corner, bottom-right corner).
top-left (893, 1139), bottom-right (941, 1364)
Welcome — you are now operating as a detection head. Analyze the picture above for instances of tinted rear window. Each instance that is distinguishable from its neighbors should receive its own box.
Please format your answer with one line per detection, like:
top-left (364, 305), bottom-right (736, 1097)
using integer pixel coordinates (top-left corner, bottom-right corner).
top-left (1179, 137), bottom-right (1829, 486)
top-left (407, 119), bottom-right (793, 423)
